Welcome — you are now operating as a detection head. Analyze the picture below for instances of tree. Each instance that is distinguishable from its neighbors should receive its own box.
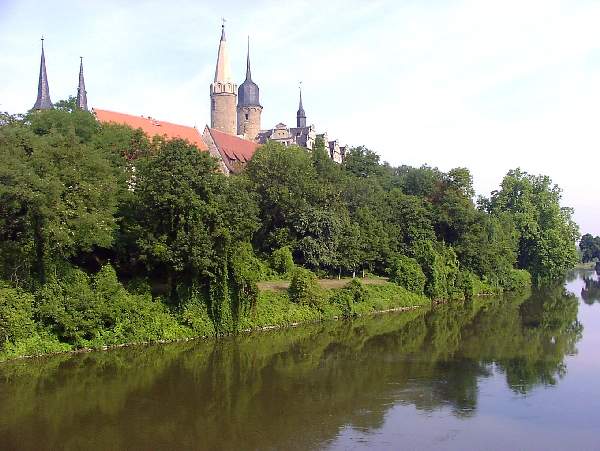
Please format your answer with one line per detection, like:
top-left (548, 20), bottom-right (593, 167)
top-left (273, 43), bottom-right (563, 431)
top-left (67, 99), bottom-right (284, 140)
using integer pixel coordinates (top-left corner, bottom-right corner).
top-left (121, 139), bottom-right (227, 297)
top-left (487, 169), bottom-right (579, 282)
top-left (579, 233), bottom-right (600, 263)
top-left (0, 111), bottom-right (120, 285)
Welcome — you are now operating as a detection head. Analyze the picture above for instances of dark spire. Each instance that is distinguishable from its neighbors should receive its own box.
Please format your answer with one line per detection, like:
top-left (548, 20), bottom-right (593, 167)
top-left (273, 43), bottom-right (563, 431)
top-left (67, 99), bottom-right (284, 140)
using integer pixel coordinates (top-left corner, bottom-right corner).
top-left (245, 36), bottom-right (251, 81)
top-left (76, 57), bottom-right (88, 111)
top-left (238, 36), bottom-right (260, 107)
top-left (296, 83), bottom-right (306, 128)
top-left (33, 37), bottom-right (53, 110)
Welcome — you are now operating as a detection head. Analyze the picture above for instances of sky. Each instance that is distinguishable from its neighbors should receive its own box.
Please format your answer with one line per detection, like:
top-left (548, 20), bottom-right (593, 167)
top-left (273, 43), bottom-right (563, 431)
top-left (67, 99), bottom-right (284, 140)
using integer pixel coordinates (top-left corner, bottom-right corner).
top-left (1, 0), bottom-right (599, 235)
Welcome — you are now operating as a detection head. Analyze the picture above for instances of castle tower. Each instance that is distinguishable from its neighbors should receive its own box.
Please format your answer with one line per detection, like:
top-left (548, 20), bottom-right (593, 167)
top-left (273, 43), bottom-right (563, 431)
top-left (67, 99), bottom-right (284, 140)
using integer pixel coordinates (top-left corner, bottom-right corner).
top-left (210, 23), bottom-right (237, 135)
top-left (33, 37), bottom-right (53, 110)
top-left (76, 57), bottom-right (88, 111)
top-left (237, 37), bottom-right (262, 140)
top-left (296, 85), bottom-right (306, 128)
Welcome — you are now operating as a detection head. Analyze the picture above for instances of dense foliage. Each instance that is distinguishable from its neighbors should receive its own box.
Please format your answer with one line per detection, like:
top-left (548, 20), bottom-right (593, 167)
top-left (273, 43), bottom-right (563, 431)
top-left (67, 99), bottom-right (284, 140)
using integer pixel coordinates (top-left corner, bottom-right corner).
top-left (0, 107), bottom-right (579, 359)
top-left (579, 233), bottom-right (600, 263)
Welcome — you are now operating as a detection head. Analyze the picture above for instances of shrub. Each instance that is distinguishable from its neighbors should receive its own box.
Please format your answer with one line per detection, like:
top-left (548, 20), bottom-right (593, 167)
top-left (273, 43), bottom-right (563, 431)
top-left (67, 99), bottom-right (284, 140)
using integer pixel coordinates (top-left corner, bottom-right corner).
top-left (505, 269), bottom-right (532, 291)
top-left (414, 242), bottom-right (459, 300)
top-left (230, 243), bottom-right (261, 311)
top-left (0, 286), bottom-right (36, 350)
top-left (36, 264), bottom-right (190, 347)
top-left (346, 278), bottom-right (367, 303)
top-left (271, 246), bottom-right (295, 275)
top-left (288, 268), bottom-right (322, 307)
top-left (388, 256), bottom-right (426, 295)
top-left (456, 270), bottom-right (475, 300)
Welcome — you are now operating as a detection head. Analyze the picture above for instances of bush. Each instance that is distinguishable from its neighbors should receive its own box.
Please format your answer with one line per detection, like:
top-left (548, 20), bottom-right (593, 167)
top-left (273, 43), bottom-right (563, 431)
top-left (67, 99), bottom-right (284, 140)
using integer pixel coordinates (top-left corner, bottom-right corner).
top-left (0, 286), bottom-right (36, 350)
top-left (505, 269), bottom-right (532, 291)
top-left (456, 270), bottom-right (475, 300)
top-left (36, 264), bottom-right (190, 347)
top-left (230, 243), bottom-right (261, 312)
top-left (388, 256), bottom-right (426, 295)
top-left (271, 246), bottom-right (295, 275)
top-left (288, 268), bottom-right (322, 307)
top-left (330, 279), bottom-right (367, 318)
top-left (414, 242), bottom-right (459, 300)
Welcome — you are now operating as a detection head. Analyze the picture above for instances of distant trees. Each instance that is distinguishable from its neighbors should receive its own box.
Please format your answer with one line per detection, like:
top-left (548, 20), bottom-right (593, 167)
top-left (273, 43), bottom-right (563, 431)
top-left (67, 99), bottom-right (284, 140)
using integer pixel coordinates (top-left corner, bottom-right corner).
top-left (579, 233), bottom-right (600, 263)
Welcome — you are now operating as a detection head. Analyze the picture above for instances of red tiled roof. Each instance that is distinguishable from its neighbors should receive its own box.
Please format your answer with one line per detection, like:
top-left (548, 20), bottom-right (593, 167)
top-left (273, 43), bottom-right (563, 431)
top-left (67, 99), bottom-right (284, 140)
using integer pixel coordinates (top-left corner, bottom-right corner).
top-left (93, 108), bottom-right (207, 151)
top-left (208, 127), bottom-right (260, 163)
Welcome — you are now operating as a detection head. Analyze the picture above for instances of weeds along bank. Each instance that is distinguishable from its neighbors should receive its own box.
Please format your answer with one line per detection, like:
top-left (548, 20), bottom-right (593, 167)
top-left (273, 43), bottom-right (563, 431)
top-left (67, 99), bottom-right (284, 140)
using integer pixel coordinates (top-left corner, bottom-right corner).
top-left (0, 107), bottom-right (573, 361)
top-left (0, 261), bottom-right (531, 362)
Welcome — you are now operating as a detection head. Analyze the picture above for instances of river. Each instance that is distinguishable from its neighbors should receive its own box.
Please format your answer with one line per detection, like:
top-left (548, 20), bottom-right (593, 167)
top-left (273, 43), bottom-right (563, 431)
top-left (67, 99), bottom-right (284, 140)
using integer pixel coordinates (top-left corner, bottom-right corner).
top-left (0, 270), bottom-right (598, 450)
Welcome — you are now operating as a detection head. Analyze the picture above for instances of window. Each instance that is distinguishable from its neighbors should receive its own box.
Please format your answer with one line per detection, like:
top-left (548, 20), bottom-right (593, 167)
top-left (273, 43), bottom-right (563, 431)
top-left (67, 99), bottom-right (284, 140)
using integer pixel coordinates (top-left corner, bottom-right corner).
top-left (245, 113), bottom-right (249, 120)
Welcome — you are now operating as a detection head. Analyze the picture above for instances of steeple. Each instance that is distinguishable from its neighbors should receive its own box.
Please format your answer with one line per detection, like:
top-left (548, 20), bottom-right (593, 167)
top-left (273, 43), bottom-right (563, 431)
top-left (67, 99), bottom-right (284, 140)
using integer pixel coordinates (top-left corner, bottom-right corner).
top-left (238, 37), bottom-right (260, 107)
top-left (33, 37), bottom-right (53, 110)
top-left (296, 84), bottom-right (306, 128)
top-left (245, 36), bottom-right (252, 81)
top-left (76, 57), bottom-right (88, 111)
top-left (214, 22), bottom-right (232, 83)
top-left (237, 36), bottom-right (262, 139)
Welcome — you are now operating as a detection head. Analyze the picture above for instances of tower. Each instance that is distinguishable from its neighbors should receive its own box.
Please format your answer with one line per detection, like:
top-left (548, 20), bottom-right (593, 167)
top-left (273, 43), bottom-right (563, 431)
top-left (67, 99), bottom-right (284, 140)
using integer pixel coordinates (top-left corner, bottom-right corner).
top-left (33, 37), bottom-right (53, 110)
top-left (296, 85), bottom-right (306, 128)
top-left (76, 57), bottom-right (88, 111)
top-left (210, 23), bottom-right (237, 135)
top-left (237, 37), bottom-right (262, 140)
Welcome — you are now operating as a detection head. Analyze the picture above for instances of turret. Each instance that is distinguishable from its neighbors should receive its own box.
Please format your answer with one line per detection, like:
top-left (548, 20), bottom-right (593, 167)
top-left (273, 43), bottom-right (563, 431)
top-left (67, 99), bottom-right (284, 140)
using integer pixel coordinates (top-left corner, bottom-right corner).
top-left (76, 57), bottom-right (88, 111)
top-left (210, 23), bottom-right (237, 135)
top-left (32, 37), bottom-right (53, 110)
top-left (237, 37), bottom-right (262, 140)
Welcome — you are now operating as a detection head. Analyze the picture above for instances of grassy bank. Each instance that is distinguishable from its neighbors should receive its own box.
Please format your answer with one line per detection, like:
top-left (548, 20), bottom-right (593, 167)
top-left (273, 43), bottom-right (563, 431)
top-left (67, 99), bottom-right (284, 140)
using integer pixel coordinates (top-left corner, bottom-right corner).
top-left (0, 278), bottom-right (431, 363)
top-left (1, 268), bottom-right (532, 363)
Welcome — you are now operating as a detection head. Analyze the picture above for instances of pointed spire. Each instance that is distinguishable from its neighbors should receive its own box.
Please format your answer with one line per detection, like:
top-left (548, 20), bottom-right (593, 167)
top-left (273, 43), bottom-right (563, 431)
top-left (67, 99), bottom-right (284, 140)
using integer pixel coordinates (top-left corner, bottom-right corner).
top-left (297, 83), bottom-right (306, 128)
top-left (33, 37), bottom-right (53, 110)
top-left (214, 20), bottom-right (232, 83)
top-left (245, 36), bottom-right (252, 81)
top-left (76, 56), bottom-right (88, 111)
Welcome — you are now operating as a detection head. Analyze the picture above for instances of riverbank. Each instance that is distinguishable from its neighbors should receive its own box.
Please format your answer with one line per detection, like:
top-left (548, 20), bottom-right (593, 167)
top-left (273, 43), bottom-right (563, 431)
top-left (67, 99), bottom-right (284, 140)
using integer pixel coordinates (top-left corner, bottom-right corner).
top-left (0, 273), bottom-right (531, 364)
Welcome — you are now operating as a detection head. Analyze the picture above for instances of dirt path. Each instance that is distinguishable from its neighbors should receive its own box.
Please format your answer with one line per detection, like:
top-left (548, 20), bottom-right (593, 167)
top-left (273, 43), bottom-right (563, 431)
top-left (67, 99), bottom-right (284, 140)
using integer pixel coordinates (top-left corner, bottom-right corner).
top-left (257, 277), bottom-right (389, 292)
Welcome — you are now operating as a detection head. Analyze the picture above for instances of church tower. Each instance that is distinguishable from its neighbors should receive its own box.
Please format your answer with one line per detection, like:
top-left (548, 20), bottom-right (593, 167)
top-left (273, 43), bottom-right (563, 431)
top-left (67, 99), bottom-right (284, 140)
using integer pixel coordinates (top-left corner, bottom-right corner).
top-left (237, 37), bottom-right (262, 140)
top-left (76, 57), bottom-right (88, 111)
top-left (210, 23), bottom-right (237, 135)
top-left (33, 38), bottom-right (53, 110)
top-left (296, 86), bottom-right (306, 128)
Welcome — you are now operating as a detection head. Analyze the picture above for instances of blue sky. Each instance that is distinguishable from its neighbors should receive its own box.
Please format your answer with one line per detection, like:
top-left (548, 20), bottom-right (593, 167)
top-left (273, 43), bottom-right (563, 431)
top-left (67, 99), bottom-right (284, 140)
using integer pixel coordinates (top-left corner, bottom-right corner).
top-left (1, 0), bottom-right (599, 235)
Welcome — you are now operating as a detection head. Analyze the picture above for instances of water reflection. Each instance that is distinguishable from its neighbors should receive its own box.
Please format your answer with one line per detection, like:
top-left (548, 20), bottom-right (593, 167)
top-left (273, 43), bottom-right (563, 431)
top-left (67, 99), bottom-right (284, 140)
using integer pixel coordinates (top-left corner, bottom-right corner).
top-left (0, 281), bottom-right (584, 450)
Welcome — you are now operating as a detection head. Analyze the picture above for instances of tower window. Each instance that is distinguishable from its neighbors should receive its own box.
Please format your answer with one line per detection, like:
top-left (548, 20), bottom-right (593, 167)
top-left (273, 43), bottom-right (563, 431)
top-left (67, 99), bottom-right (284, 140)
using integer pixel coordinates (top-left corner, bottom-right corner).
top-left (245, 113), bottom-right (249, 120)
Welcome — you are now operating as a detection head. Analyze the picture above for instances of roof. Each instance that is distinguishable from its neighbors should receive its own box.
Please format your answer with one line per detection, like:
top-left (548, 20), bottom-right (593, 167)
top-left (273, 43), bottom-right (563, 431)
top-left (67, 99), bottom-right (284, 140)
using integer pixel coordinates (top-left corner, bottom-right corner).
top-left (208, 127), bottom-right (260, 164)
top-left (93, 108), bottom-right (207, 151)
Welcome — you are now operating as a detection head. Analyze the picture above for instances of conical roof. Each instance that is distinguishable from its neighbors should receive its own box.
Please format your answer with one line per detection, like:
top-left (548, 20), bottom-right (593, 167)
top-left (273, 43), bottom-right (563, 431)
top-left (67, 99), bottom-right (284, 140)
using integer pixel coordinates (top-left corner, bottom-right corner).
top-left (76, 57), bottom-right (88, 111)
top-left (33, 38), bottom-right (53, 110)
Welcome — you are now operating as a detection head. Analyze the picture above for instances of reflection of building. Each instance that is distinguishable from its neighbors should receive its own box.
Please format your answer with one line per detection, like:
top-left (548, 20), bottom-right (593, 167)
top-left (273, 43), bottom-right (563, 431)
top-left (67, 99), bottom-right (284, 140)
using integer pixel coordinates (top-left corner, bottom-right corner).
top-left (30, 24), bottom-right (345, 173)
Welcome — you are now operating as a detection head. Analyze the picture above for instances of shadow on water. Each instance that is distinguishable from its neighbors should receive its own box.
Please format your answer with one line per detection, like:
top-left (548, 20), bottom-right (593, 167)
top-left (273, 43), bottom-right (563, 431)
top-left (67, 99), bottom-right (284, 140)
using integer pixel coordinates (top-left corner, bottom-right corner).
top-left (0, 279), bottom-right (583, 450)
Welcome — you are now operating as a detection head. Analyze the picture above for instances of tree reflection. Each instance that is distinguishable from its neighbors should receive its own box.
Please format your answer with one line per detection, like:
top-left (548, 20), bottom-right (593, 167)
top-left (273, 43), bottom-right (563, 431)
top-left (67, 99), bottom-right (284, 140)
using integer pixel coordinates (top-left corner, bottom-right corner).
top-left (581, 275), bottom-right (600, 304)
top-left (0, 282), bottom-right (584, 450)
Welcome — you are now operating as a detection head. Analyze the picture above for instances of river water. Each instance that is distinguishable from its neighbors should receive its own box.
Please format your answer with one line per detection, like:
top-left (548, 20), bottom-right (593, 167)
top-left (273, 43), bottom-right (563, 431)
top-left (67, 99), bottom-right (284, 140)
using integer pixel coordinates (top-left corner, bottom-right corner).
top-left (0, 270), bottom-right (599, 450)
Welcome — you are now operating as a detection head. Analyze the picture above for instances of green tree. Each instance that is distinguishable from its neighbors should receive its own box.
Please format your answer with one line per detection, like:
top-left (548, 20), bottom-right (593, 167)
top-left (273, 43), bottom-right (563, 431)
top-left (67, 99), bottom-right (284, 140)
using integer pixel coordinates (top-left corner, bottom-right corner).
top-left (579, 233), bottom-right (600, 263)
top-left (487, 169), bottom-right (579, 282)
top-left (0, 111), bottom-right (120, 284)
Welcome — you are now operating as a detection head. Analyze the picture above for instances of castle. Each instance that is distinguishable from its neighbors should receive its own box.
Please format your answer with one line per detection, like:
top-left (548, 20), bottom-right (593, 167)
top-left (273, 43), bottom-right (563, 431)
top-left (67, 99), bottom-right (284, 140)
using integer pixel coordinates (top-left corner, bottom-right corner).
top-left (30, 25), bottom-right (346, 173)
